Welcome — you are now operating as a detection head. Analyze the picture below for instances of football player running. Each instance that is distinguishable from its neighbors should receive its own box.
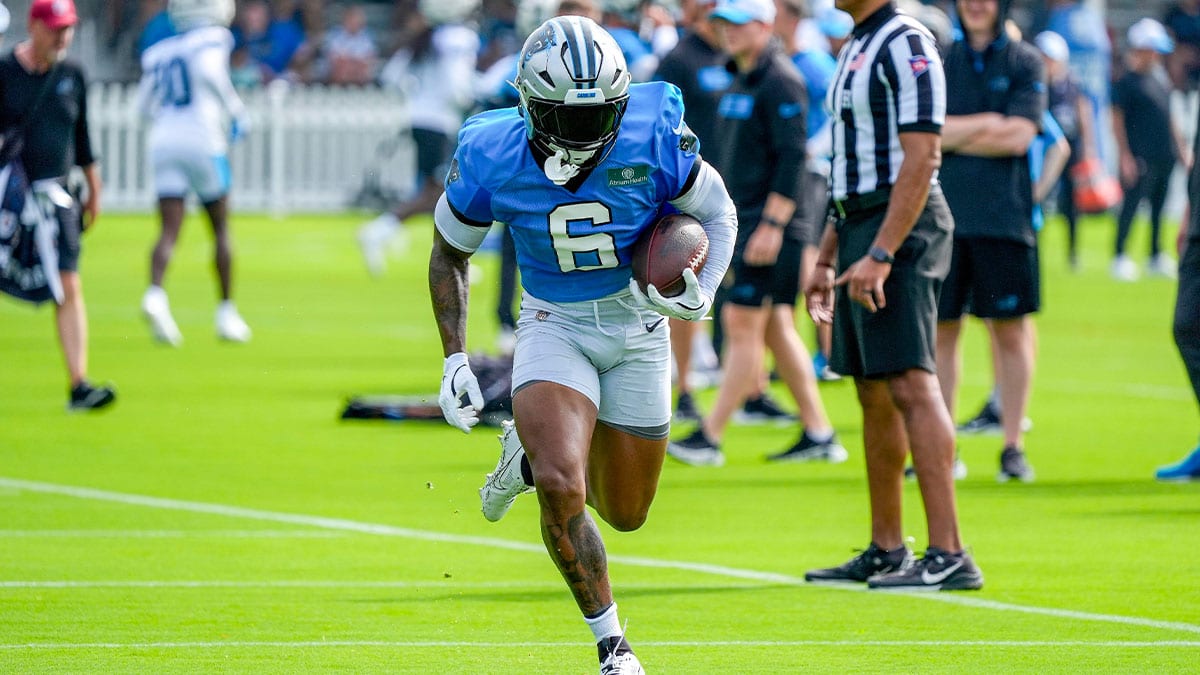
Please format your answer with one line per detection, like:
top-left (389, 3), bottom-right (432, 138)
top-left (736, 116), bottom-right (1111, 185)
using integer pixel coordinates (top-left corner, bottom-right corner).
top-left (429, 17), bottom-right (736, 674)
top-left (137, 0), bottom-right (251, 345)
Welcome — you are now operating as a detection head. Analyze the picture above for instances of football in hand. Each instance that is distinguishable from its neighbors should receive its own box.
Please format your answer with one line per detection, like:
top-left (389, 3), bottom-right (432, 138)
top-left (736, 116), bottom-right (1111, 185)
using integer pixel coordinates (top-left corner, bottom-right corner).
top-left (631, 213), bottom-right (709, 298)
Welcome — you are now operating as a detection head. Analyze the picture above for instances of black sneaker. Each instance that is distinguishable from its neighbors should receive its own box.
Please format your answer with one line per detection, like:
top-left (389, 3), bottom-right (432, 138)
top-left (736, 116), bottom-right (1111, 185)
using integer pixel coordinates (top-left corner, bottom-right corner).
top-left (767, 431), bottom-right (848, 463)
top-left (957, 399), bottom-right (1003, 435)
top-left (867, 546), bottom-right (983, 591)
top-left (674, 391), bottom-right (701, 422)
top-left (734, 393), bottom-right (795, 425)
top-left (997, 445), bottom-right (1035, 482)
top-left (904, 453), bottom-right (968, 481)
top-left (67, 381), bottom-right (116, 412)
top-left (666, 427), bottom-right (725, 467)
top-left (805, 542), bottom-right (913, 583)
top-left (598, 635), bottom-right (644, 675)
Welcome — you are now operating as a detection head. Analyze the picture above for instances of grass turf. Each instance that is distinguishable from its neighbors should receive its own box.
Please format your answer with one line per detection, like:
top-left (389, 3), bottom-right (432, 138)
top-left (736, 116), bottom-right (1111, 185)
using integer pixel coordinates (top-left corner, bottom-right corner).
top-left (1, 210), bottom-right (1198, 673)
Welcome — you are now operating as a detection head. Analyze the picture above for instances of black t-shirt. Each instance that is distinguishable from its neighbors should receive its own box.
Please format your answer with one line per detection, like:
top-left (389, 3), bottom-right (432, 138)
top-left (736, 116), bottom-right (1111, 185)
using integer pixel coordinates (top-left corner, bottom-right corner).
top-left (941, 37), bottom-right (1045, 246)
top-left (1113, 70), bottom-right (1177, 166)
top-left (0, 53), bottom-right (96, 181)
top-left (1047, 74), bottom-right (1084, 150)
top-left (710, 41), bottom-right (808, 243)
top-left (653, 32), bottom-right (730, 152)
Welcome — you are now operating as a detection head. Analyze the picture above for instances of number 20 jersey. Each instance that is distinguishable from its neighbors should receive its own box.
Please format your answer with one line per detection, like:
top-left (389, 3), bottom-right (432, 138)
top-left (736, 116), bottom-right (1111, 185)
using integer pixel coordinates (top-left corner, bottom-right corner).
top-left (444, 82), bottom-right (699, 303)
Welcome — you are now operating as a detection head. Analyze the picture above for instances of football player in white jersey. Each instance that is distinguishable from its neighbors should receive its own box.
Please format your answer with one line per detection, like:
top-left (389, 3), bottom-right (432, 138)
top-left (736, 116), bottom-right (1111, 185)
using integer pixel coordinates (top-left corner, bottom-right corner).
top-left (136, 0), bottom-right (251, 345)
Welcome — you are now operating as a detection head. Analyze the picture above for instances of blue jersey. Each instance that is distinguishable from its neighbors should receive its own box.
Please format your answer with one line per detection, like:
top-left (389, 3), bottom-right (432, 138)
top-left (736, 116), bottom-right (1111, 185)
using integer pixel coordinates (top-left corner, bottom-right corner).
top-left (1029, 110), bottom-right (1065, 232)
top-left (445, 82), bottom-right (699, 302)
top-left (791, 49), bottom-right (837, 140)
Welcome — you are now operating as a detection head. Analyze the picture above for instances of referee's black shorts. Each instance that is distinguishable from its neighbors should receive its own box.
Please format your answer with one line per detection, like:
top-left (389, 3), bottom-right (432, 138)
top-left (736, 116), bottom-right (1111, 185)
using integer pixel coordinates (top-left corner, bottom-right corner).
top-left (831, 191), bottom-right (953, 379)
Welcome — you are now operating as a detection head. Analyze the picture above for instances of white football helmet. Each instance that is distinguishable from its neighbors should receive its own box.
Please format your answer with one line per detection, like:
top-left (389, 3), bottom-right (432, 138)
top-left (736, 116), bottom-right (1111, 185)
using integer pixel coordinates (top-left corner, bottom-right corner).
top-left (168, 0), bottom-right (235, 29)
top-left (419, 0), bottom-right (481, 26)
top-left (515, 16), bottom-right (631, 171)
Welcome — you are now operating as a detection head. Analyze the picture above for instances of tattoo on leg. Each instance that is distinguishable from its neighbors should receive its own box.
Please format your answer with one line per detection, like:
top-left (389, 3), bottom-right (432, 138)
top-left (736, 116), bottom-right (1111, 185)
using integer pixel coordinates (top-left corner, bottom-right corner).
top-left (542, 510), bottom-right (611, 616)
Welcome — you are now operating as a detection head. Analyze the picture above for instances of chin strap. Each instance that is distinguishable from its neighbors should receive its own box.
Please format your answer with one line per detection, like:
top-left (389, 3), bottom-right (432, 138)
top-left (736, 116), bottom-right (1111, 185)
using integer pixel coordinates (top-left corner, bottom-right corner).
top-left (543, 148), bottom-right (581, 186)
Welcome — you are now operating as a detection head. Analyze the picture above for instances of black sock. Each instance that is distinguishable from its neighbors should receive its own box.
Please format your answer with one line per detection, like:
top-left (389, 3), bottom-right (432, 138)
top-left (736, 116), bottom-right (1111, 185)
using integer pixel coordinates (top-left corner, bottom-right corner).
top-left (520, 455), bottom-right (534, 486)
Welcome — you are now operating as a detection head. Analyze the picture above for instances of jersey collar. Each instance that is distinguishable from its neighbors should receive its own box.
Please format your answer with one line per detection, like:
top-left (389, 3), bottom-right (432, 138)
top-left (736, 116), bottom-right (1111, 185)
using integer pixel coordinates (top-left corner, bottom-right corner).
top-left (851, 2), bottom-right (897, 39)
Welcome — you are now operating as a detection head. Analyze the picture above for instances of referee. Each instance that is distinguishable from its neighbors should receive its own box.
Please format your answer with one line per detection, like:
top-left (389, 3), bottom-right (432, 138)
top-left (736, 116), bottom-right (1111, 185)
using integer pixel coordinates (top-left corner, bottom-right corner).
top-left (803, 0), bottom-right (981, 590)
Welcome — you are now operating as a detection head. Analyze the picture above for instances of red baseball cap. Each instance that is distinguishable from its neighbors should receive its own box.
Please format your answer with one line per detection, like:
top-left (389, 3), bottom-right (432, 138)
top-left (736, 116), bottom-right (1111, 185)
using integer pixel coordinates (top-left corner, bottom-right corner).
top-left (30, 0), bottom-right (78, 30)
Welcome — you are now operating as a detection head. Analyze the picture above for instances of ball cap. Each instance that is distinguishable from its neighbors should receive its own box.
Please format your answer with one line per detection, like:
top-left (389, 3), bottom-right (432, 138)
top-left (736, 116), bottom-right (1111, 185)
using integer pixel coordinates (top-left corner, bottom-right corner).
top-left (710, 0), bottom-right (776, 25)
top-left (30, 0), bottom-right (78, 29)
top-left (1034, 31), bottom-right (1070, 64)
top-left (1127, 18), bottom-right (1173, 54)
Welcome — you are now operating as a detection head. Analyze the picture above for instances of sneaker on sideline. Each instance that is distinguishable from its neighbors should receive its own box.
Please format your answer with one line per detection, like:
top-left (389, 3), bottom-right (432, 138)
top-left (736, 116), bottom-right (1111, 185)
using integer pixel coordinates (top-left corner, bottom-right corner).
top-left (1155, 445), bottom-right (1200, 481)
top-left (216, 302), bottom-right (252, 343)
top-left (598, 635), bottom-right (645, 675)
top-left (734, 393), bottom-right (795, 425)
top-left (813, 352), bottom-right (843, 382)
top-left (805, 542), bottom-right (913, 584)
top-left (1146, 253), bottom-right (1178, 279)
top-left (141, 286), bottom-right (182, 347)
top-left (904, 454), bottom-right (968, 481)
top-left (957, 398), bottom-right (1032, 435)
top-left (674, 391), bottom-right (702, 423)
top-left (496, 326), bottom-right (516, 356)
top-left (1111, 254), bottom-right (1139, 282)
top-left (479, 420), bottom-right (535, 522)
top-left (766, 430), bottom-right (848, 463)
top-left (666, 427), bottom-right (725, 466)
top-left (68, 381), bottom-right (117, 412)
top-left (867, 546), bottom-right (983, 591)
top-left (997, 445), bottom-right (1035, 483)
top-left (357, 213), bottom-right (401, 276)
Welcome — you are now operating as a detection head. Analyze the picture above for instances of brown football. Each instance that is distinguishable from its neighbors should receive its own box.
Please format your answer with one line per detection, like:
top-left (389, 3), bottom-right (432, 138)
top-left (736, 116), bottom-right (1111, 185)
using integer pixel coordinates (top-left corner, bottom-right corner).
top-left (631, 213), bottom-right (709, 298)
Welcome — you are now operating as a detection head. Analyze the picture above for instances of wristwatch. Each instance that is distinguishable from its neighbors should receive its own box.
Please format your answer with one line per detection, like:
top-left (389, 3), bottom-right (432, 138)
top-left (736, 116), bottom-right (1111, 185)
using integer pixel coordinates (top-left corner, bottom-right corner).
top-left (868, 246), bottom-right (894, 265)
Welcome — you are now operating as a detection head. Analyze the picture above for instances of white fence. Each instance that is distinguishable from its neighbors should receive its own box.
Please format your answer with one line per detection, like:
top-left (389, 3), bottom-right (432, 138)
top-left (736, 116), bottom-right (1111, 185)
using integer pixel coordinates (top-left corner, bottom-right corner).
top-left (88, 82), bottom-right (415, 215)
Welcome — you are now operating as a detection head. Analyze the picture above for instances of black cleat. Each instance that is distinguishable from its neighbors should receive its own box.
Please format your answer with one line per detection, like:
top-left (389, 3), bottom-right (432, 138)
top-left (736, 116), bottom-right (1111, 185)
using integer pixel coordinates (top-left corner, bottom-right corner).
top-left (997, 445), bottom-right (1035, 482)
top-left (598, 635), bottom-right (645, 675)
top-left (67, 381), bottom-right (116, 412)
top-left (805, 542), bottom-right (913, 583)
top-left (666, 427), bottom-right (724, 466)
top-left (674, 391), bottom-right (701, 423)
top-left (868, 546), bottom-right (983, 591)
top-left (735, 393), bottom-right (795, 425)
top-left (957, 400), bottom-right (1003, 435)
top-left (766, 431), bottom-right (848, 463)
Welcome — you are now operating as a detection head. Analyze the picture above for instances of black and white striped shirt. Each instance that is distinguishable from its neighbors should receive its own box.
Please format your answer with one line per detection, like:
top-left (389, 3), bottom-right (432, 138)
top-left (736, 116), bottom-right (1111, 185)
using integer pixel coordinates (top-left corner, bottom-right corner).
top-left (827, 4), bottom-right (945, 200)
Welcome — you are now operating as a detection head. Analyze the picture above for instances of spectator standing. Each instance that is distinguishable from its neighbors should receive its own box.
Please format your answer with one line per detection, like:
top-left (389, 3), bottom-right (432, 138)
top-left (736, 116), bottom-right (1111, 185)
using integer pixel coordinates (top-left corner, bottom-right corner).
top-left (356, 0), bottom-right (481, 276)
top-left (1164, 0), bottom-right (1200, 90)
top-left (232, 0), bottom-right (305, 83)
top-left (937, 0), bottom-right (1044, 483)
top-left (324, 4), bottom-right (378, 86)
top-left (667, 0), bottom-right (844, 467)
top-left (804, 0), bottom-right (981, 590)
top-left (137, 0), bottom-right (251, 346)
top-left (653, 0), bottom-right (730, 421)
top-left (0, 0), bottom-right (114, 410)
top-left (1111, 19), bottom-right (1190, 282)
top-left (1155, 98), bottom-right (1200, 481)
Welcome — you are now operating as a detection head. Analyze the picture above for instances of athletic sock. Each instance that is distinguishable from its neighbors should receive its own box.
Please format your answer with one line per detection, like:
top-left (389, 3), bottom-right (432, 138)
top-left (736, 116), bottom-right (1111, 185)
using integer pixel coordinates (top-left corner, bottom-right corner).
top-left (519, 455), bottom-right (534, 486)
top-left (806, 428), bottom-right (834, 443)
top-left (584, 602), bottom-right (622, 643)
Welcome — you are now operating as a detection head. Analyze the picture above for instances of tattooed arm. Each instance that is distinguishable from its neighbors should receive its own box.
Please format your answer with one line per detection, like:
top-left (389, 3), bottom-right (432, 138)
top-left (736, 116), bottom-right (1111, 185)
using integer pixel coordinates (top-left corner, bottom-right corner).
top-left (429, 228), bottom-right (472, 356)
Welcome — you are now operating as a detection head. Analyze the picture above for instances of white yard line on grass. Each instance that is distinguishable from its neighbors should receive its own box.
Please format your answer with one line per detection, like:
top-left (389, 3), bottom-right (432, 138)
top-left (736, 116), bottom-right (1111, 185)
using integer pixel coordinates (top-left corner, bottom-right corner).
top-left (0, 530), bottom-right (345, 538)
top-left (2, 476), bottom-right (1197, 638)
top-left (0, 580), bottom-right (761, 590)
top-left (2, 640), bottom-right (1199, 650)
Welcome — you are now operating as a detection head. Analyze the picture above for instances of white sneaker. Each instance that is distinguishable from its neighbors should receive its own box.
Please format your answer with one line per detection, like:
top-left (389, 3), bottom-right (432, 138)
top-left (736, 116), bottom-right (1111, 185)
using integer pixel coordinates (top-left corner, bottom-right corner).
top-left (1111, 255), bottom-right (1139, 282)
top-left (479, 420), bottom-right (534, 522)
top-left (1147, 253), bottom-right (1178, 279)
top-left (141, 286), bottom-right (182, 347)
top-left (357, 213), bottom-right (401, 277)
top-left (496, 326), bottom-right (516, 356)
top-left (215, 302), bottom-right (252, 343)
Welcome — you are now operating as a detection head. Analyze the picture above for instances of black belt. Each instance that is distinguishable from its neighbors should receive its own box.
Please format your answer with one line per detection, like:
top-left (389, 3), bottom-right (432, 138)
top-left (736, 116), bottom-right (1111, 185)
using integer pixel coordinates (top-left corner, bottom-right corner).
top-left (831, 188), bottom-right (891, 218)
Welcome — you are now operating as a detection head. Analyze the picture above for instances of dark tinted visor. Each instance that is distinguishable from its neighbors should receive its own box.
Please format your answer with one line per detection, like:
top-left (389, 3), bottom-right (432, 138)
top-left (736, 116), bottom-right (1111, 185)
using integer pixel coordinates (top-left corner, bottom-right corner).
top-left (526, 97), bottom-right (628, 147)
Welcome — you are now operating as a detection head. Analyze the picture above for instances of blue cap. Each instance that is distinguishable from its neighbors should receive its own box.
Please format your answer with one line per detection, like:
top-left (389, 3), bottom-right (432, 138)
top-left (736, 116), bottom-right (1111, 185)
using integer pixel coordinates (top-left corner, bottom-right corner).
top-left (710, 0), bottom-right (776, 25)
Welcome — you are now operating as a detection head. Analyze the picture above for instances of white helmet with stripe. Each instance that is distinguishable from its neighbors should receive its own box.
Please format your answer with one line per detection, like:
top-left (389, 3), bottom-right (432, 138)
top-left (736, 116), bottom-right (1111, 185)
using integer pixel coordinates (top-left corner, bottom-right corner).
top-left (515, 16), bottom-right (632, 175)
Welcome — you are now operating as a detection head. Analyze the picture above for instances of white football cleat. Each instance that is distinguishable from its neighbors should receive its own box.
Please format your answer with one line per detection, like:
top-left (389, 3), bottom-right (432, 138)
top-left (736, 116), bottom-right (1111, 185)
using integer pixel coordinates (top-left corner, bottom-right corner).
top-left (479, 420), bottom-right (534, 522)
top-left (216, 302), bottom-right (252, 343)
top-left (141, 286), bottom-right (183, 347)
top-left (1111, 255), bottom-right (1139, 282)
top-left (598, 636), bottom-right (645, 675)
top-left (357, 213), bottom-right (402, 277)
top-left (1147, 253), bottom-right (1177, 279)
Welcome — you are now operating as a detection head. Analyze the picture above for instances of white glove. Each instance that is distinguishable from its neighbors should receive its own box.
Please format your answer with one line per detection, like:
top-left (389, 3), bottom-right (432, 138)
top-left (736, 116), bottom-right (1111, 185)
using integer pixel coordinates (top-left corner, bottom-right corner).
top-left (628, 268), bottom-right (712, 321)
top-left (439, 352), bottom-right (484, 433)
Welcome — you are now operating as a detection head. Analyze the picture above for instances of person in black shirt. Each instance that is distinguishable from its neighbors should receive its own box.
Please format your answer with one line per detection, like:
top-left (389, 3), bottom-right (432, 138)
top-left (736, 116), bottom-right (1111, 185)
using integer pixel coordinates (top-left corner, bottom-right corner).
top-left (1155, 97), bottom-right (1200, 481)
top-left (0, 0), bottom-right (112, 411)
top-left (938, 0), bottom-right (1044, 482)
top-left (667, 0), bottom-right (843, 467)
top-left (1111, 18), bottom-right (1192, 281)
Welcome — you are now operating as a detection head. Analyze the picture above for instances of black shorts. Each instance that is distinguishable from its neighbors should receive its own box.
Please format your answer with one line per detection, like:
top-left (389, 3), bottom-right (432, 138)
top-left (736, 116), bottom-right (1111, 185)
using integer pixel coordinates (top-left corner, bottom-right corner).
top-left (799, 171), bottom-right (830, 247)
top-left (412, 128), bottom-right (453, 184)
top-left (937, 237), bottom-right (1040, 320)
top-left (55, 200), bottom-right (82, 272)
top-left (831, 192), bottom-right (953, 379)
top-left (726, 235), bottom-right (804, 307)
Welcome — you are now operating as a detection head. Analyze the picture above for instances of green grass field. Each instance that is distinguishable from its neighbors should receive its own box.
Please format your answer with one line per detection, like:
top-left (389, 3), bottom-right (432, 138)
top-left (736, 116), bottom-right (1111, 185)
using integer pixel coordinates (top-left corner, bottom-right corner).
top-left (1, 210), bottom-right (1198, 673)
